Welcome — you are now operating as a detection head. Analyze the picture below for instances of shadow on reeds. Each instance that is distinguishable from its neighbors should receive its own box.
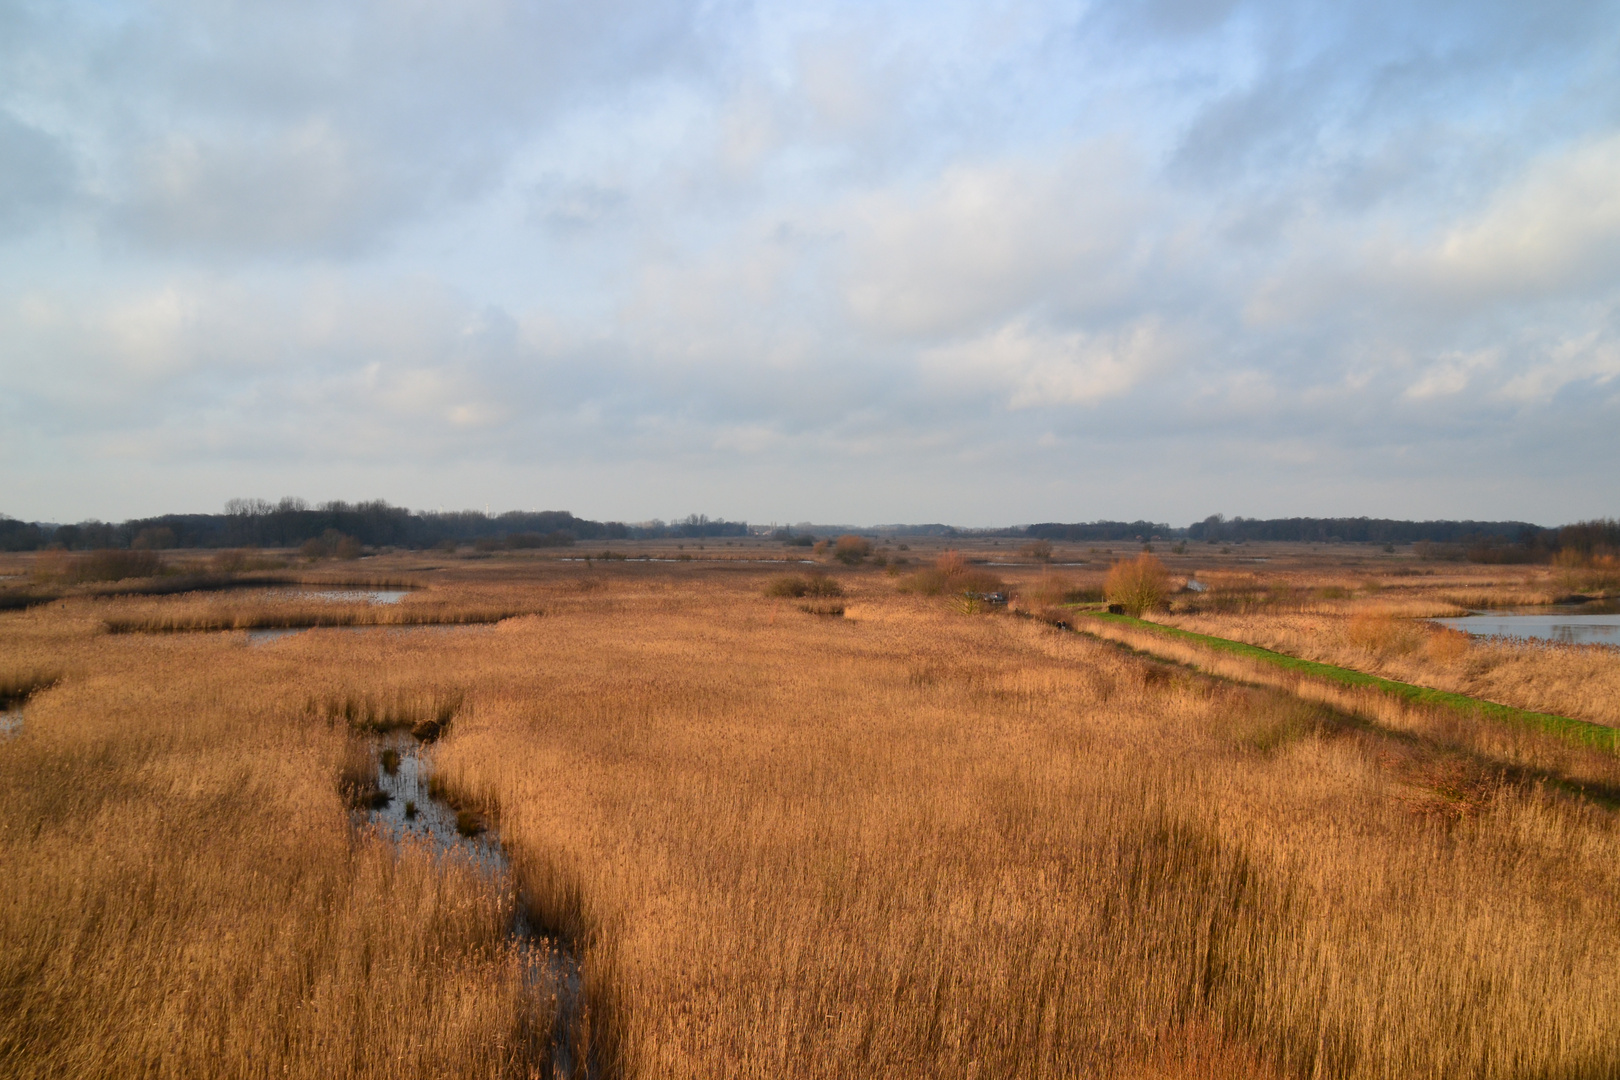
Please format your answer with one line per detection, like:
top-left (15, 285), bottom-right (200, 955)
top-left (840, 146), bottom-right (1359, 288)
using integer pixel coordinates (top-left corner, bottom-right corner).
top-left (336, 703), bottom-right (597, 1078)
top-left (0, 670), bottom-right (61, 711)
top-left (105, 607), bottom-right (528, 634)
top-left (315, 688), bottom-right (464, 741)
top-left (1037, 612), bottom-right (1620, 811)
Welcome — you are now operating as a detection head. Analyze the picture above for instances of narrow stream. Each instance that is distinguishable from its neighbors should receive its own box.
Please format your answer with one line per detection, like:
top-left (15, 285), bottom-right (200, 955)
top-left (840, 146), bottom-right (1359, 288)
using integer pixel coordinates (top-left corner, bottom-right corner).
top-left (357, 732), bottom-right (591, 1078)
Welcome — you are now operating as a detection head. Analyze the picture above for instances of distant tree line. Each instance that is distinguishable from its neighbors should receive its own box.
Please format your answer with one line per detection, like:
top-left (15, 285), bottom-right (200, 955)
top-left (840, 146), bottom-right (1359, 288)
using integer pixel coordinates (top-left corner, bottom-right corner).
top-left (0, 500), bottom-right (749, 552)
top-left (1026, 515), bottom-right (1619, 564)
top-left (1025, 521), bottom-right (1176, 542)
top-left (1181, 515), bottom-right (1546, 545)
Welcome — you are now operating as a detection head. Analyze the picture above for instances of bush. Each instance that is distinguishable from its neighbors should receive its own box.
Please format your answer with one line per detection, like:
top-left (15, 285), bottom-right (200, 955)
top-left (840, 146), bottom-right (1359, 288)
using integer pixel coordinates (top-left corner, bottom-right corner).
top-left (1345, 613), bottom-right (1425, 657)
top-left (1103, 553), bottom-right (1169, 616)
top-left (1024, 576), bottom-right (1100, 606)
top-left (36, 548), bottom-right (164, 585)
top-left (833, 535), bottom-right (871, 565)
top-left (766, 573), bottom-right (844, 598)
top-left (1554, 550), bottom-right (1620, 594)
top-left (898, 551), bottom-right (1004, 598)
top-left (1021, 540), bottom-right (1053, 562)
top-left (301, 529), bottom-right (363, 560)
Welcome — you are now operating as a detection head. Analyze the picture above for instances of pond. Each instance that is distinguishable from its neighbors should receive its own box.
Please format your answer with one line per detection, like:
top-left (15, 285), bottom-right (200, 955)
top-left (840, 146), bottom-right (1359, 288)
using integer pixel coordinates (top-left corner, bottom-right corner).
top-left (285, 588), bottom-right (411, 604)
top-left (1431, 604), bottom-right (1620, 647)
top-left (1, 709), bottom-right (21, 738)
top-left (247, 623), bottom-right (493, 645)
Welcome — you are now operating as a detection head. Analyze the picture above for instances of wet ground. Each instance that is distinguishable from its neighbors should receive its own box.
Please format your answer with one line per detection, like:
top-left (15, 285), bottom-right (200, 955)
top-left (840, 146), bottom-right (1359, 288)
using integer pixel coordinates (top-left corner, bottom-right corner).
top-left (358, 732), bottom-right (590, 1078)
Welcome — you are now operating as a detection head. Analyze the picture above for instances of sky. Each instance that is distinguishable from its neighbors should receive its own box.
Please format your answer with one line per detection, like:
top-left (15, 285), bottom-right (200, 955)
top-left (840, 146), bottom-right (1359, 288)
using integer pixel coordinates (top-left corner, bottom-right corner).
top-left (3, 0), bottom-right (1619, 527)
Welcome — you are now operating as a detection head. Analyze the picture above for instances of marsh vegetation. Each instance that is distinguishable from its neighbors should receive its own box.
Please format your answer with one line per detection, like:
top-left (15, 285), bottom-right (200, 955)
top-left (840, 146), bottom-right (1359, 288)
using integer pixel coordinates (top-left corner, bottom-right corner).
top-left (3, 542), bottom-right (1620, 1078)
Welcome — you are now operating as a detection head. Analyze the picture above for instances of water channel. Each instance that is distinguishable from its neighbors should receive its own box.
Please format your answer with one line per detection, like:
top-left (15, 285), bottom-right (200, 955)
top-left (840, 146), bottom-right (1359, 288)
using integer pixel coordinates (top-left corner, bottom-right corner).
top-left (1431, 602), bottom-right (1620, 647)
top-left (358, 732), bottom-right (590, 1077)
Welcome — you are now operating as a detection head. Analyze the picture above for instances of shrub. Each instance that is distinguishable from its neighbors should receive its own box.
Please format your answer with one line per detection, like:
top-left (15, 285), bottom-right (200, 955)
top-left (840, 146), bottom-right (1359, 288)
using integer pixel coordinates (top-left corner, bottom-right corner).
top-left (766, 573), bottom-right (844, 598)
top-left (898, 551), bottom-right (1004, 598)
top-left (1021, 540), bottom-right (1053, 562)
top-left (833, 535), bottom-right (871, 565)
top-left (1024, 576), bottom-right (1099, 606)
top-left (39, 549), bottom-right (164, 584)
top-left (1424, 627), bottom-right (1472, 665)
top-left (1103, 553), bottom-right (1169, 616)
top-left (1345, 613), bottom-right (1425, 657)
top-left (301, 529), bottom-right (363, 560)
top-left (1554, 550), bottom-right (1620, 594)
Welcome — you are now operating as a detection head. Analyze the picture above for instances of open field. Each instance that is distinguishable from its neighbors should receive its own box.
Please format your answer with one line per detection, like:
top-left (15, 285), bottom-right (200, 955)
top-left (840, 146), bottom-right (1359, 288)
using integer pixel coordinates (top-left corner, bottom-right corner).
top-left (5, 546), bottom-right (1620, 1078)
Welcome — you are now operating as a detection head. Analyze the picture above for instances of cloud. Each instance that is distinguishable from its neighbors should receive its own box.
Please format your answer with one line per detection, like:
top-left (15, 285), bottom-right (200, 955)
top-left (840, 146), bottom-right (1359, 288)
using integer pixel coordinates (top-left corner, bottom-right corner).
top-left (922, 318), bottom-right (1177, 408)
top-left (0, 111), bottom-right (76, 236)
top-left (3, 0), bottom-right (1620, 523)
top-left (1402, 134), bottom-right (1620, 303)
top-left (840, 148), bottom-right (1151, 338)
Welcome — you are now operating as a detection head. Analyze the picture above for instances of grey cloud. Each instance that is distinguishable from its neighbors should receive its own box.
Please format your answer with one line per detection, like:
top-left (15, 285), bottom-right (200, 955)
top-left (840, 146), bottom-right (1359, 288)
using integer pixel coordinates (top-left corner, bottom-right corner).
top-left (0, 111), bottom-right (75, 236)
top-left (4, 0), bottom-right (1620, 523)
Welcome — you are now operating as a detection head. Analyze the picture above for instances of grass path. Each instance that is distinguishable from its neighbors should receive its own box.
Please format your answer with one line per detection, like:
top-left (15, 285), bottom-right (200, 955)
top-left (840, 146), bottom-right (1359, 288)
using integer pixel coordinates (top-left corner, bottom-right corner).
top-left (1067, 610), bottom-right (1619, 752)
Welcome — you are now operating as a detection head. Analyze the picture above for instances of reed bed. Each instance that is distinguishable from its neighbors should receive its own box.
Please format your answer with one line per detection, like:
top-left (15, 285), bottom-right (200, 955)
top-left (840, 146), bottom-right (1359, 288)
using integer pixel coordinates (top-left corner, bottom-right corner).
top-left (1157, 610), bottom-right (1620, 729)
top-left (100, 589), bottom-right (537, 634)
top-left (5, 560), bottom-right (1620, 1079)
top-left (0, 623), bottom-right (556, 1080)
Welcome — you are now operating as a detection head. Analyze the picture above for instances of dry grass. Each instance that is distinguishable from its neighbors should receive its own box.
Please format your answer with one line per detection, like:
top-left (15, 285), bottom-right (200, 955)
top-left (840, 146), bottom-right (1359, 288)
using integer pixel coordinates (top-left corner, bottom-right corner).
top-left (5, 558), bottom-right (1620, 1079)
top-left (100, 586), bottom-right (536, 633)
top-left (0, 615), bottom-right (557, 1079)
top-left (1160, 609), bottom-right (1620, 729)
top-left (897, 550), bottom-right (1005, 597)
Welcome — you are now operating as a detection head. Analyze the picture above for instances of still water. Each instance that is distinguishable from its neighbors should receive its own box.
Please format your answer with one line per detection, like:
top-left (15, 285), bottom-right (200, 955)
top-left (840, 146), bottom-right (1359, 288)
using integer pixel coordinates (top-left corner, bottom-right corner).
top-left (1431, 604), bottom-right (1620, 647)
top-left (360, 733), bottom-right (589, 1076)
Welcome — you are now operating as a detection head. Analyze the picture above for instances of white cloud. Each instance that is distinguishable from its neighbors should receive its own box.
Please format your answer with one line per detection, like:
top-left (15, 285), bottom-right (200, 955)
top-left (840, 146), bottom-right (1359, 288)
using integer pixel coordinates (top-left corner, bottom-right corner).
top-left (840, 148), bottom-right (1151, 338)
top-left (1496, 333), bottom-right (1620, 403)
top-left (4, 0), bottom-right (1620, 522)
top-left (921, 318), bottom-right (1176, 408)
top-left (1399, 134), bottom-right (1620, 302)
top-left (1402, 350), bottom-right (1497, 401)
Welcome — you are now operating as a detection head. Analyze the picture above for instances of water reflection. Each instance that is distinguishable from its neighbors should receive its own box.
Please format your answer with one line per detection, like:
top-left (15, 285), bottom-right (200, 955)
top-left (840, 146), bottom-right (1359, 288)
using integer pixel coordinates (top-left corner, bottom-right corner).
top-left (280, 588), bottom-right (410, 604)
top-left (1432, 610), bottom-right (1620, 647)
top-left (357, 733), bottom-right (590, 1077)
top-left (246, 623), bottom-right (493, 646)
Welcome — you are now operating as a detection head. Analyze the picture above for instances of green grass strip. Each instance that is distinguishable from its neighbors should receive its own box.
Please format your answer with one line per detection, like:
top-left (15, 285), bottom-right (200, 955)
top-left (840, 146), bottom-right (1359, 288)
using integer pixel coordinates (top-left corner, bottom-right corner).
top-left (1075, 611), bottom-right (1619, 752)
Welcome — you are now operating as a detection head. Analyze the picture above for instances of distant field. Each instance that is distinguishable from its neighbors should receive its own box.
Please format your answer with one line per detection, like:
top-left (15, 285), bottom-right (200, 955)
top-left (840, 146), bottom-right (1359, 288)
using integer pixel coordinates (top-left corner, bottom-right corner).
top-left (3, 544), bottom-right (1620, 1079)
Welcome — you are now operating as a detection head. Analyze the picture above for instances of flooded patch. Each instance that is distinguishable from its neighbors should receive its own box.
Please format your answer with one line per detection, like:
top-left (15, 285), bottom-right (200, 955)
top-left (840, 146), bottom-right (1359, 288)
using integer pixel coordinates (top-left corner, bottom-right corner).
top-left (1432, 609), bottom-right (1620, 647)
top-left (1, 709), bottom-right (21, 738)
top-left (246, 623), bottom-right (496, 646)
top-left (288, 588), bottom-right (411, 604)
top-left (357, 733), bottom-right (590, 1076)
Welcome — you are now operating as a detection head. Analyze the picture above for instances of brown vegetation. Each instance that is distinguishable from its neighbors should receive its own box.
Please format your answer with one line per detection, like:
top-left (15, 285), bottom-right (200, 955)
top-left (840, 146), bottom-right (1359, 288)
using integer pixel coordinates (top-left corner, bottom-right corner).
top-left (765, 572), bottom-right (844, 598)
top-left (1159, 608), bottom-right (1620, 730)
top-left (832, 534), bottom-right (872, 564)
top-left (100, 588), bottom-right (535, 633)
top-left (32, 548), bottom-right (164, 585)
top-left (1105, 552), bottom-right (1170, 615)
top-left (898, 549), bottom-right (1005, 597)
top-left (5, 553), bottom-right (1620, 1079)
top-left (300, 529), bottom-right (363, 560)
